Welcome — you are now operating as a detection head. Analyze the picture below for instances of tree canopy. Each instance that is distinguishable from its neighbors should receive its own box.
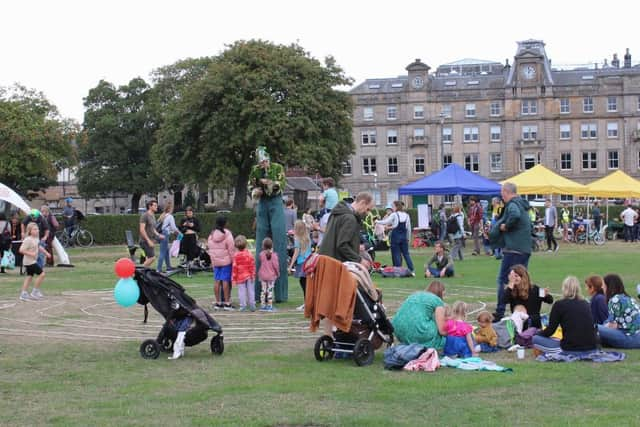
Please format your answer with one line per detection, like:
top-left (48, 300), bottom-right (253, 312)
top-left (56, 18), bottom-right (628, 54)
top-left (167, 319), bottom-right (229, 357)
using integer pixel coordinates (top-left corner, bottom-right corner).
top-left (77, 78), bottom-right (163, 210)
top-left (153, 40), bottom-right (354, 209)
top-left (0, 85), bottom-right (76, 197)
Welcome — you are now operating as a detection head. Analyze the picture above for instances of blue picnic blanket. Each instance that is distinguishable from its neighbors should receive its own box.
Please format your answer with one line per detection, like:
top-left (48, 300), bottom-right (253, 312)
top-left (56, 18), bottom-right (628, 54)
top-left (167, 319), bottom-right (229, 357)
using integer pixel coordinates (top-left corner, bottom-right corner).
top-left (440, 356), bottom-right (512, 372)
top-left (536, 350), bottom-right (625, 363)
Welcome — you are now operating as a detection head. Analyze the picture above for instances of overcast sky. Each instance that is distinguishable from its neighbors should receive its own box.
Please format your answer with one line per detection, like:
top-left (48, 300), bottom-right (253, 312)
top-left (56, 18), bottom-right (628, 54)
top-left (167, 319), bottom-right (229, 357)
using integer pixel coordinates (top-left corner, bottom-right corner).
top-left (2, 0), bottom-right (638, 122)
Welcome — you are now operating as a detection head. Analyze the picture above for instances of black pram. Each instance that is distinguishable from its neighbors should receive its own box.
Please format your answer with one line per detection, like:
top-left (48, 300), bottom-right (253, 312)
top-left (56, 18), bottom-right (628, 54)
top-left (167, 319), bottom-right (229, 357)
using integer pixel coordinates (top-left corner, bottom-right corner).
top-left (134, 268), bottom-right (224, 359)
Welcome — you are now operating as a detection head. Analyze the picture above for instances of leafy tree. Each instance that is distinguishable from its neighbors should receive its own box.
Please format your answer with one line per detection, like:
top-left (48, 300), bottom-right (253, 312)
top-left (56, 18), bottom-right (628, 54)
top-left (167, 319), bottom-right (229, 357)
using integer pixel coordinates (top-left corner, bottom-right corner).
top-left (153, 40), bottom-right (354, 209)
top-left (0, 84), bottom-right (76, 197)
top-left (77, 78), bottom-right (163, 211)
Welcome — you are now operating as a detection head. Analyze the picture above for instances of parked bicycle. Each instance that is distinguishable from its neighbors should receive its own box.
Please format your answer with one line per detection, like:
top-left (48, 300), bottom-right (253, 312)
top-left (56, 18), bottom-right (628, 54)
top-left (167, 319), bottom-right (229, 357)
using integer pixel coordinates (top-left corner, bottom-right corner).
top-left (573, 224), bottom-right (605, 246)
top-left (55, 224), bottom-right (94, 248)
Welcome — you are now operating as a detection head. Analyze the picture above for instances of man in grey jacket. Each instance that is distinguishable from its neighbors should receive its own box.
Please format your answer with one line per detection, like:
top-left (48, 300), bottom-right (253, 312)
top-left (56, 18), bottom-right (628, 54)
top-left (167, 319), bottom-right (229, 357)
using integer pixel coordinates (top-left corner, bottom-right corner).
top-left (544, 198), bottom-right (558, 252)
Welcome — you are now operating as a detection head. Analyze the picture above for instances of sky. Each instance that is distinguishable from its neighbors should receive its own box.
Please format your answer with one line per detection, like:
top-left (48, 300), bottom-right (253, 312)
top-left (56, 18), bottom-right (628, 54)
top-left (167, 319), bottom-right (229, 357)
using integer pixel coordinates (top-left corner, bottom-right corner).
top-left (2, 0), bottom-right (638, 122)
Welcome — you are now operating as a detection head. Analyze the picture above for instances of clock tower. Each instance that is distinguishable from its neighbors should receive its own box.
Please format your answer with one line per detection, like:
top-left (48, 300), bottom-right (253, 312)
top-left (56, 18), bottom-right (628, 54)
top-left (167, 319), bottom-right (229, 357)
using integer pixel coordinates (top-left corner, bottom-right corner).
top-left (507, 39), bottom-right (553, 89)
top-left (406, 58), bottom-right (430, 91)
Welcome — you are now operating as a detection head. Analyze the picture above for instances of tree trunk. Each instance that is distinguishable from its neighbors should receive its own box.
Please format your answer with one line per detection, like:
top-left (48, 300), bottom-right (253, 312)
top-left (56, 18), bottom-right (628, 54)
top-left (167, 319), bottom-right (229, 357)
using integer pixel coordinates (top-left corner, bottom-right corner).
top-left (233, 168), bottom-right (250, 210)
top-left (131, 193), bottom-right (141, 213)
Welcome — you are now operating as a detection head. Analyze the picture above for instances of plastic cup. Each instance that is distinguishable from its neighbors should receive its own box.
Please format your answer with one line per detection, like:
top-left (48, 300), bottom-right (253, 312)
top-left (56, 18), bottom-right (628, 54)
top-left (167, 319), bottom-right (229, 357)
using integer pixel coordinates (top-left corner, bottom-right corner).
top-left (539, 288), bottom-right (545, 298)
top-left (517, 348), bottom-right (525, 359)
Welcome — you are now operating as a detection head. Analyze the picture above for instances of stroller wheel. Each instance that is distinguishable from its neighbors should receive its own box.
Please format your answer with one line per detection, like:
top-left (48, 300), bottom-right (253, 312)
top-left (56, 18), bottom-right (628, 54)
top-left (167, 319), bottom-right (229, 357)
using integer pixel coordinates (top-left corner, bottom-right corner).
top-left (140, 339), bottom-right (160, 359)
top-left (210, 335), bottom-right (224, 355)
top-left (159, 336), bottom-right (174, 353)
top-left (353, 338), bottom-right (374, 366)
top-left (314, 335), bottom-right (334, 361)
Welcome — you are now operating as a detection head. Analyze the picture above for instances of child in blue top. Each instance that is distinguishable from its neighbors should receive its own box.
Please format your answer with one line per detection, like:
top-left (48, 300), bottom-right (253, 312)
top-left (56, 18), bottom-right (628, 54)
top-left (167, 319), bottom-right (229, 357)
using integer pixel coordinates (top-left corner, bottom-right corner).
top-left (288, 220), bottom-right (312, 311)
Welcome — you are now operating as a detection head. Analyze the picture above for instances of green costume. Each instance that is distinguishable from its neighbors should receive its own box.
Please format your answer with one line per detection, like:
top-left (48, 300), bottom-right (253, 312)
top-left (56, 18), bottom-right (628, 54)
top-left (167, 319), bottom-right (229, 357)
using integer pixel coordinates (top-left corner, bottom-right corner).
top-left (249, 147), bottom-right (288, 302)
top-left (391, 291), bottom-right (445, 349)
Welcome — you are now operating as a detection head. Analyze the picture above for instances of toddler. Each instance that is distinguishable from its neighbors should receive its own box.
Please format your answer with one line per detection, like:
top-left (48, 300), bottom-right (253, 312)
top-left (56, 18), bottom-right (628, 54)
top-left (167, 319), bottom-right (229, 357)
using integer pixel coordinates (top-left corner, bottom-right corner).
top-left (231, 235), bottom-right (256, 312)
top-left (288, 220), bottom-right (312, 311)
top-left (473, 311), bottom-right (499, 353)
top-left (18, 223), bottom-right (50, 301)
top-left (443, 301), bottom-right (477, 358)
top-left (258, 237), bottom-right (279, 312)
top-left (510, 304), bottom-right (529, 334)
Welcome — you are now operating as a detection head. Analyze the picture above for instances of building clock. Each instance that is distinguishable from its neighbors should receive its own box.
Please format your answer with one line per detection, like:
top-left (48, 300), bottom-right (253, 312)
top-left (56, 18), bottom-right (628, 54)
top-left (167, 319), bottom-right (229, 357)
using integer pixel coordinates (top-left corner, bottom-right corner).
top-left (521, 65), bottom-right (536, 80)
top-left (412, 76), bottom-right (424, 89)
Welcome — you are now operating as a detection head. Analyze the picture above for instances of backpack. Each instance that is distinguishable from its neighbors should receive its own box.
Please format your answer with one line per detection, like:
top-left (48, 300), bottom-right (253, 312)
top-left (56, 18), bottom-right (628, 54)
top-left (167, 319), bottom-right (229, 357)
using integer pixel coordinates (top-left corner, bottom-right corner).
top-left (446, 215), bottom-right (460, 235)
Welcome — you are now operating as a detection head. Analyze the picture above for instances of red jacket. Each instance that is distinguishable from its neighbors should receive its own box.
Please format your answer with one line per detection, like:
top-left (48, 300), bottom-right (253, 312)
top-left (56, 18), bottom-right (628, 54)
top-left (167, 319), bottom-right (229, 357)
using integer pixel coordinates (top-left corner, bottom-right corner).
top-left (231, 249), bottom-right (255, 285)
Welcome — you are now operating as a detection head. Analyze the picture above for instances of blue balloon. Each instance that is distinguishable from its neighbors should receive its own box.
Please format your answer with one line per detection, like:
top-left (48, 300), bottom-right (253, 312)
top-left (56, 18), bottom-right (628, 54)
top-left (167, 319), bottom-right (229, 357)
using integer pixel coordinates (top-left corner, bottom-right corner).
top-left (114, 277), bottom-right (140, 307)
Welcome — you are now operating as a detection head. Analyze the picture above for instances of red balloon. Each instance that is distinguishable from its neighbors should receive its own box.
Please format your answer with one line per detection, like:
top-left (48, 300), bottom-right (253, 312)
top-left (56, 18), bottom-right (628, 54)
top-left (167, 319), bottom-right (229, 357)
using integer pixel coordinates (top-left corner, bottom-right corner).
top-left (114, 257), bottom-right (135, 278)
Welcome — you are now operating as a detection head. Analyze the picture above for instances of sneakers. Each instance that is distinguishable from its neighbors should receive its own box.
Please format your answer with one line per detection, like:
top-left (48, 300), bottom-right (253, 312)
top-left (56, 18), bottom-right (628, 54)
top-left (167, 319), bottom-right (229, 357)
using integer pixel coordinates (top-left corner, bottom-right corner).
top-left (249, 306), bottom-right (256, 312)
top-left (507, 344), bottom-right (522, 352)
top-left (546, 249), bottom-right (553, 253)
top-left (223, 304), bottom-right (235, 311)
top-left (259, 305), bottom-right (268, 312)
top-left (19, 291), bottom-right (31, 301)
top-left (296, 304), bottom-right (305, 311)
top-left (239, 306), bottom-right (248, 312)
top-left (213, 303), bottom-right (223, 310)
top-left (31, 289), bottom-right (43, 299)
top-left (265, 306), bottom-right (277, 312)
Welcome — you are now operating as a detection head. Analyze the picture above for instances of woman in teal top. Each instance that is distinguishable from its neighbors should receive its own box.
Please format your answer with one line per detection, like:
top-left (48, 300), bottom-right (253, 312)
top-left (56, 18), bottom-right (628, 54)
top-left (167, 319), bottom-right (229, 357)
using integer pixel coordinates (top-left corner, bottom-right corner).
top-left (392, 281), bottom-right (447, 349)
top-left (597, 273), bottom-right (640, 348)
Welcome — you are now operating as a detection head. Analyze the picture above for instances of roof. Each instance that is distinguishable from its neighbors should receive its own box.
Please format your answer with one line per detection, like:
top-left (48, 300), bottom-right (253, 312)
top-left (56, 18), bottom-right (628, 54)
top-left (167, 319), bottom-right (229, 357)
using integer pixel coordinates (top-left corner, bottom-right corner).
top-left (441, 58), bottom-right (500, 66)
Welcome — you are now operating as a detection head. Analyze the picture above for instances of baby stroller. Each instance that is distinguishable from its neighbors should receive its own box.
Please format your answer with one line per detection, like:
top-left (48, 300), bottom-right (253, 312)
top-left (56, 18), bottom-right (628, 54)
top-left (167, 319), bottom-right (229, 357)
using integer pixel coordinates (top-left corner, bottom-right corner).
top-left (168, 241), bottom-right (212, 278)
top-left (311, 259), bottom-right (394, 366)
top-left (134, 268), bottom-right (224, 359)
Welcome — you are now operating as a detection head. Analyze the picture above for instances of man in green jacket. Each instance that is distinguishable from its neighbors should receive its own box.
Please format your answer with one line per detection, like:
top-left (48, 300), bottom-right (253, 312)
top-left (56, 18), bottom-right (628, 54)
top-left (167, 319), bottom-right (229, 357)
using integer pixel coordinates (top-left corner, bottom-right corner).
top-left (319, 192), bottom-right (375, 269)
top-left (493, 182), bottom-right (532, 321)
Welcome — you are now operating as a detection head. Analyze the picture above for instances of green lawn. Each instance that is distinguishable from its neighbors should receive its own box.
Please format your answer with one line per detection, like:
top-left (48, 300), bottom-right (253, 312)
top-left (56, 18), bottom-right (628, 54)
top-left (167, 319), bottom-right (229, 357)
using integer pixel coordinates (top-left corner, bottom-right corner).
top-left (1, 242), bottom-right (640, 426)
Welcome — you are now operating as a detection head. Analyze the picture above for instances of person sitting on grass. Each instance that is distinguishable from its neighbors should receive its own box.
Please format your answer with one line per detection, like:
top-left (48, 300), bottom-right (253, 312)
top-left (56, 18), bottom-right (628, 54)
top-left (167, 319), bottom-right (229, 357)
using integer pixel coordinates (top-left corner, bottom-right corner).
top-left (443, 301), bottom-right (477, 358)
top-left (584, 275), bottom-right (609, 325)
top-left (473, 311), bottom-right (499, 353)
top-left (424, 241), bottom-right (454, 278)
top-left (597, 273), bottom-right (640, 349)
top-left (503, 264), bottom-right (553, 328)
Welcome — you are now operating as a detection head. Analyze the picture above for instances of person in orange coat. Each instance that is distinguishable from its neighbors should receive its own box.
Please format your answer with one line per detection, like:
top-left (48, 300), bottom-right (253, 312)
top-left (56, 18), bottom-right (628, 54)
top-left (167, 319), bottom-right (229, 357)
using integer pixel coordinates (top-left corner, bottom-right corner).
top-left (231, 235), bottom-right (256, 312)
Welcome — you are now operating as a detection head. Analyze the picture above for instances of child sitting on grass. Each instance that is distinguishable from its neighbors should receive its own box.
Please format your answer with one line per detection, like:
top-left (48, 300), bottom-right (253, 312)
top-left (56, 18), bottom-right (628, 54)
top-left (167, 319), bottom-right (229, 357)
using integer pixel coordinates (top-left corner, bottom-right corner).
top-left (231, 235), bottom-right (256, 312)
top-left (443, 301), bottom-right (477, 358)
top-left (473, 311), bottom-right (499, 353)
top-left (18, 223), bottom-right (50, 301)
top-left (510, 304), bottom-right (529, 334)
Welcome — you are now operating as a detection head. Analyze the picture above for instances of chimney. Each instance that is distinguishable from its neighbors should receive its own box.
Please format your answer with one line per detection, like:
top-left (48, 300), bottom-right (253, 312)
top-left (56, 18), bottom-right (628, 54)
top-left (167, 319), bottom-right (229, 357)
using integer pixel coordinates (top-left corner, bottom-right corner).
top-left (624, 48), bottom-right (631, 68)
top-left (612, 53), bottom-right (620, 68)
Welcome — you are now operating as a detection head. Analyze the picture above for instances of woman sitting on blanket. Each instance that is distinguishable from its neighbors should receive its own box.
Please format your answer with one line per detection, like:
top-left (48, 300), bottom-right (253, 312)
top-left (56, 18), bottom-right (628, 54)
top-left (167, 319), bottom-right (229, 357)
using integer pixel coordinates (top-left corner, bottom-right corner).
top-left (597, 274), bottom-right (640, 349)
top-left (532, 276), bottom-right (597, 355)
top-left (392, 281), bottom-right (447, 350)
top-left (504, 264), bottom-right (553, 328)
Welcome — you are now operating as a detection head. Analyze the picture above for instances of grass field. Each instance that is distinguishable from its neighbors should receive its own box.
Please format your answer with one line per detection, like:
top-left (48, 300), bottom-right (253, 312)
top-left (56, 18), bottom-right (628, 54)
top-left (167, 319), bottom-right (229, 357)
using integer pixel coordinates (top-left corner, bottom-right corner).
top-left (1, 242), bottom-right (640, 426)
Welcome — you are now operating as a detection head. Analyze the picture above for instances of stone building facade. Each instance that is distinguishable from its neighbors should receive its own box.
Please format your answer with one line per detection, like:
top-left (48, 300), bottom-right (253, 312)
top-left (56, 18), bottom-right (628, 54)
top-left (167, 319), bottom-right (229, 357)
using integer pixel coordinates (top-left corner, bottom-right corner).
top-left (343, 40), bottom-right (640, 206)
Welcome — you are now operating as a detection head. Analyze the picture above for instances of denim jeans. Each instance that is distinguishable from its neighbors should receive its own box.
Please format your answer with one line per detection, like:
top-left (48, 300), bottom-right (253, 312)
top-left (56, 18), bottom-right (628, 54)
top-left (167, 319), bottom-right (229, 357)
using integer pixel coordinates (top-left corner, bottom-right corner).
top-left (37, 241), bottom-right (46, 268)
top-left (623, 225), bottom-right (635, 242)
top-left (597, 325), bottom-right (640, 348)
top-left (532, 335), bottom-right (561, 354)
top-left (156, 231), bottom-right (172, 272)
top-left (390, 236), bottom-right (414, 272)
top-left (428, 266), bottom-right (454, 278)
top-left (495, 251), bottom-right (531, 316)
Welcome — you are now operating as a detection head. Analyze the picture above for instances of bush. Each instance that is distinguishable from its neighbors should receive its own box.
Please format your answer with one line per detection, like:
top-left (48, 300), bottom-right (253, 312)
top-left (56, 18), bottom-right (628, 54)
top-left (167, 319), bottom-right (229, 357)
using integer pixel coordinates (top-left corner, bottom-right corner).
top-left (82, 210), bottom-right (256, 245)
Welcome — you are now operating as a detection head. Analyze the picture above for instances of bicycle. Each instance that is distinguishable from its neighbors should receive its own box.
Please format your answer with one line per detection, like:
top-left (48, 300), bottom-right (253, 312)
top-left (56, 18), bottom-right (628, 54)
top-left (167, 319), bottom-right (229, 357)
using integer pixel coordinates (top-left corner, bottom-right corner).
top-left (574, 224), bottom-right (605, 246)
top-left (56, 224), bottom-right (94, 248)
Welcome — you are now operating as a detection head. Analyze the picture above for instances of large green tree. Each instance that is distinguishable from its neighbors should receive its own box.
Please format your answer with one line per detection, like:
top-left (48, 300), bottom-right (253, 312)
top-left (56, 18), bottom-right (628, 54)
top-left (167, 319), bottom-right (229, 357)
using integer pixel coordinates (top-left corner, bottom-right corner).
top-left (77, 78), bottom-right (163, 211)
top-left (153, 40), bottom-right (354, 209)
top-left (0, 85), bottom-right (76, 196)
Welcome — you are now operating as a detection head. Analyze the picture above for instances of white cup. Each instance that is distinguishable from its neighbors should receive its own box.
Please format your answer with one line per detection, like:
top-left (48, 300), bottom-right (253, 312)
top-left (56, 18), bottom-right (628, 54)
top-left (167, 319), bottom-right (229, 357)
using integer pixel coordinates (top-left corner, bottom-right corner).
top-left (539, 288), bottom-right (546, 298)
top-left (517, 348), bottom-right (525, 359)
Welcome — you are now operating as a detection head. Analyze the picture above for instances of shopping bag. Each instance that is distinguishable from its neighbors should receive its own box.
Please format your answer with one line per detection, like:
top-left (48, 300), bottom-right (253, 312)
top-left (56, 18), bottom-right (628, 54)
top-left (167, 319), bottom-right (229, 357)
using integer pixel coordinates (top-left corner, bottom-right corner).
top-left (169, 240), bottom-right (180, 258)
top-left (1, 250), bottom-right (16, 269)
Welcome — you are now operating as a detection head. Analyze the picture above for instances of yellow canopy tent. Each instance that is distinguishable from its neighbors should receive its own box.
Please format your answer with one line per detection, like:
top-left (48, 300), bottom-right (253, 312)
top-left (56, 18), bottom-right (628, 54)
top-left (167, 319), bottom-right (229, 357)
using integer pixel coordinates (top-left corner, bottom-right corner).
top-left (585, 170), bottom-right (640, 198)
top-left (501, 164), bottom-right (588, 195)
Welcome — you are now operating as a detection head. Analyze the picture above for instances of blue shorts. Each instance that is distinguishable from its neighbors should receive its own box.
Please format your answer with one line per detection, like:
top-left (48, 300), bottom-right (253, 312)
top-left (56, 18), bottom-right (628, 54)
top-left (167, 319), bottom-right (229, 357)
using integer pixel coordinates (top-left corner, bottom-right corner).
top-left (214, 264), bottom-right (232, 282)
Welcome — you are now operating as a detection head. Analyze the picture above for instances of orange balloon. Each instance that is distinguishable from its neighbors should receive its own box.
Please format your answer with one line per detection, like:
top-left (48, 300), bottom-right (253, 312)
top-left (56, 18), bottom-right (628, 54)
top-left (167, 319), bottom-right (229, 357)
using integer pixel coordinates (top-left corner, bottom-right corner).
top-left (114, 257), bottom-right (135, 278)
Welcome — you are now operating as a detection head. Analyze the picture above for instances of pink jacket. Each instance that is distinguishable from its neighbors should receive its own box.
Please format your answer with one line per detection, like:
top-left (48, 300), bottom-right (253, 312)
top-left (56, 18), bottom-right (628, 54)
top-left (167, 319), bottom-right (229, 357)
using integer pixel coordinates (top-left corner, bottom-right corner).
top-left (258, 250), bottom-right (280, 282)
top-left (207, 229), bottom-right (235, 267)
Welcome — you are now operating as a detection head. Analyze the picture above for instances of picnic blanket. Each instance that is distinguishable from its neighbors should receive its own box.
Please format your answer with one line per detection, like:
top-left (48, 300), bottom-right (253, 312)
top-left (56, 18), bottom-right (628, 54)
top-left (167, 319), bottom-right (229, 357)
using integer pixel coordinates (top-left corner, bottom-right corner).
top-left (536, 350), bottom-right (626, 363)
top-left (440, 356), bottom-right (512, 372)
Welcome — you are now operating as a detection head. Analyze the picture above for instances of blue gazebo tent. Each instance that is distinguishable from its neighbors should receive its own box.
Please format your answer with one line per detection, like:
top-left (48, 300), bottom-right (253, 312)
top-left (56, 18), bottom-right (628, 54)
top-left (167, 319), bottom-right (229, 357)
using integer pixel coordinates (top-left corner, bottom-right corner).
top-left (398, 163), bottom-right (501, 196)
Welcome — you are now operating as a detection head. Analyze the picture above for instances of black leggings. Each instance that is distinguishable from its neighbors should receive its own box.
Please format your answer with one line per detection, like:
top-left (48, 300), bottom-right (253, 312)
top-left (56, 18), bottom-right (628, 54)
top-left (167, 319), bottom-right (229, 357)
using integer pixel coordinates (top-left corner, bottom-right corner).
top-left (299, 277), bottom-right (307, 297)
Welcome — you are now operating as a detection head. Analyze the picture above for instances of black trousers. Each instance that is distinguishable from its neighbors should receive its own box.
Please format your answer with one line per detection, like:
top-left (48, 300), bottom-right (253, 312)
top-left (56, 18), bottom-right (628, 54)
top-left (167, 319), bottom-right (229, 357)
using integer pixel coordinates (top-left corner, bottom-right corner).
top-left (545, 225), bottom-right (557, 250)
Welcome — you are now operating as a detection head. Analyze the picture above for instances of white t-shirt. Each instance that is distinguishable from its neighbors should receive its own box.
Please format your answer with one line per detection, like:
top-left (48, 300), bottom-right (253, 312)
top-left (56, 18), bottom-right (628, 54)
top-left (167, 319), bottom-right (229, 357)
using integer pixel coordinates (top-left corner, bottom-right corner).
top-left (621, 208), bottom-right (638, 226)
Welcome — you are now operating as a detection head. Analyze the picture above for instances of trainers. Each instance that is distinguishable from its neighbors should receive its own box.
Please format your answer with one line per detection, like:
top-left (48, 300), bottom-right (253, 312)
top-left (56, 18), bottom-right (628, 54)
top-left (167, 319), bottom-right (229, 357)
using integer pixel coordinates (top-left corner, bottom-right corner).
top-left (296, 304), bottom-right (305, 311)
top-left (249, 306), bottom-right (256, 312)
top-left (223, 304), bottom-right (235, 311)
top-left (19, 291), bottom-right (31, 301)
top-left (259, 305), bottom-right (268, 312)
top-left (265, 306), bottom-right (277, 312)
top-left (546, 249), bottom-right (553, 253)
top-left (31, 289), bottom-right (43, 299)
top-left (239, 306), bottom-right (248, 312)
top-left (213, 303), bottom-right (222, 310)
top-left (507, 344), bottom-right (522, 352)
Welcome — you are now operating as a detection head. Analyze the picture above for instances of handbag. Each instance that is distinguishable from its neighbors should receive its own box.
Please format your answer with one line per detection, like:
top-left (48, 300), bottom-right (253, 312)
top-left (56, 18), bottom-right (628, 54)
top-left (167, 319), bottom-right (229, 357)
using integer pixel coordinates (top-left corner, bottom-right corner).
top-left (1, 250), bottom-right (16, 269)
top-left (169, 239), bottom-right (181, 258)
top-left (302, 252), bottom-right (320, 275)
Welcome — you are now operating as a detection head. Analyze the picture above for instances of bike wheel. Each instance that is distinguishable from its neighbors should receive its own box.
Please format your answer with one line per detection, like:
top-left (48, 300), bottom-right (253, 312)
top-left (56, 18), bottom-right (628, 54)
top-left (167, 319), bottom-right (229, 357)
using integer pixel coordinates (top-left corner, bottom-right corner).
top-left (593, 232), bottom-right (605, 246)
top-left (76, 229), bottom-right (94, 247)
top-left (58, 231), bottom-right (70, 248)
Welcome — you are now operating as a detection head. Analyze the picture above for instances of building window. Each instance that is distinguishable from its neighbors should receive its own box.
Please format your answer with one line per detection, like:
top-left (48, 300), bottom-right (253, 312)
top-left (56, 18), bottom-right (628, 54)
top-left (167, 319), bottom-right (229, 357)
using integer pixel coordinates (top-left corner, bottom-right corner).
top-left (490, 101), bottom-right (501, 116)
top-left (388, 157), bottom-right (398, 174)
top-left (464, 153), bottom-right (479, 172)
top-left (362, 157), bottom-right (377, 175)
top-left (361, 130), bottom-right (377, 145)
top-left (463, 126), bottom-right (479, 142)
top-left (386, 106), bottom-right (397, 120)
top-left (580, 124), bottom-right (597, 139)
top-left (607, 96), bottom-right (617, 112)
top-left (415, 157), bottom-right (425, 174)
top-left (520, 153), bottom-right (540, 170)
top-left (521, 99), bottom-right (538, 115)
top-left (560, 124), bottom-right (571, 140)
top-left (413, 128), bottom-right (425, 140)
top-left (490, 153), bottom-right (502, 172)
top-left (413, 105), bottom-right (424, 119)
top-left (441, 104), bottom-right (452, 118)
top-left (442, 127), bottom-right (452, 143)
top-left (608, 151), bottom-right (619, 169)
top-left (582, 152), bottom-right (597, 170)
top-left (583, 96), bottom-right (594, 113)
top-left (443, 154), bottom-right (452, 167)
top-left (560, 98), bottom-right (570, 114)
top-left (560, 152), bottom-right (572, 170)
top-left (607, 122), bottom-right (618, 138)
top-left (341, 160), bottom-right (352, 175)
top-left (522, 125), bottom-right (538, 141)
top-left (387, 129), bottom-right (398, 145)
top-left (490, 126), bottom-right (501, 142)
top-left (465, 103), bottom-right (476, 118)
top-left (363, 107), bottom-right (373, 121)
